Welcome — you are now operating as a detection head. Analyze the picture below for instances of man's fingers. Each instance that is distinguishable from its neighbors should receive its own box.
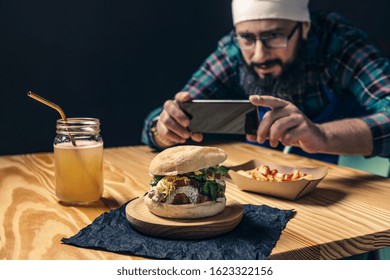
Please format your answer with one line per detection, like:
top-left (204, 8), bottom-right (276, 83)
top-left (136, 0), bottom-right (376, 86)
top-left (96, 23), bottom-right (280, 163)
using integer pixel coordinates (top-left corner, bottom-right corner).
top-left (163, 99), bottom-right (191, 128)
top-left (174, 91), bottom-right (191, 102)
top-left (159, 110), bottom-right (191, 140)
top-left (246, 134), bottom-right (257, 142)
top-left (191, 133), bottom-right (203, 142)
top-left (160, 127), bottom-right (186, 144)
top-left (256, 110), bottom-right (272, 143)
top-left (280, 129), bottom-right (300, 147)
top-left (268, 114), bottom-right (303, 147)
top-left (154, 92), bottom-right (198, 147)
top-left (249, 95), bottom-right (289, 109)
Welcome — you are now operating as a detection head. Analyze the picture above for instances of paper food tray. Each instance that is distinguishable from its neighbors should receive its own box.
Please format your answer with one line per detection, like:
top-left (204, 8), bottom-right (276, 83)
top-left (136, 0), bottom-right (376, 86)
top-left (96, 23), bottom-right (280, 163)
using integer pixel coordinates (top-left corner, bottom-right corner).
top-left (228, 159), bottom-right (328, 200)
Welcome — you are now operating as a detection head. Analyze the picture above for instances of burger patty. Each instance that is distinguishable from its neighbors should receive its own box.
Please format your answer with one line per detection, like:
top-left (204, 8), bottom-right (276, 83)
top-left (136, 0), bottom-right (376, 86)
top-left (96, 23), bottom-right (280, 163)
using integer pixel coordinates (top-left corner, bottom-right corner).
top-left (171, 191), bottom-right (211, 205)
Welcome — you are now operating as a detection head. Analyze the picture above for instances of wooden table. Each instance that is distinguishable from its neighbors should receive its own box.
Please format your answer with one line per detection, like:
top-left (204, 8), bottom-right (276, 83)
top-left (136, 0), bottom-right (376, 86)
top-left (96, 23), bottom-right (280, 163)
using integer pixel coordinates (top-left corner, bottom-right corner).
top-left (1, 142), bottom-right (390, 260)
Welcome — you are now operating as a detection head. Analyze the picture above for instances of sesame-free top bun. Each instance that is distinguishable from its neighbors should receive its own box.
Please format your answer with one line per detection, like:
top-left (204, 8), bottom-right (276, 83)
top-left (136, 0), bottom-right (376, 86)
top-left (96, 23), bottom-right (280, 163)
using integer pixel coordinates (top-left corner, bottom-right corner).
top-left (149, 145), bottom-right (227, 176)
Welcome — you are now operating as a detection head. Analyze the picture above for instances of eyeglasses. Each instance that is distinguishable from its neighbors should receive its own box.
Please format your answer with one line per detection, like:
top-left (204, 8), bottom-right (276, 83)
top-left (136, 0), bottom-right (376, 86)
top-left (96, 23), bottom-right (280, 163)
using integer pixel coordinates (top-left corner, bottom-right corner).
top-left (235, 22), bottom-right (301, 50)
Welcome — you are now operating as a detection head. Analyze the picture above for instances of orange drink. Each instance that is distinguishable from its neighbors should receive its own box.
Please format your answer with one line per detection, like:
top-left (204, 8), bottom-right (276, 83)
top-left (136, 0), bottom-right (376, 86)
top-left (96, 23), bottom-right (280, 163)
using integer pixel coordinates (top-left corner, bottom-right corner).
top-left (54, 141), bottom-right (103, 204)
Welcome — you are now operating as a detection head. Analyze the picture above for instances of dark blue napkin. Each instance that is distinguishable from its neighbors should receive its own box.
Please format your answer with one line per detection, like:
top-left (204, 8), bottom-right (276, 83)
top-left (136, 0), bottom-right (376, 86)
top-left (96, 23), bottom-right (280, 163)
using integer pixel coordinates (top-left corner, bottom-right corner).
top-left (62, 200), bottom-right (294, 260)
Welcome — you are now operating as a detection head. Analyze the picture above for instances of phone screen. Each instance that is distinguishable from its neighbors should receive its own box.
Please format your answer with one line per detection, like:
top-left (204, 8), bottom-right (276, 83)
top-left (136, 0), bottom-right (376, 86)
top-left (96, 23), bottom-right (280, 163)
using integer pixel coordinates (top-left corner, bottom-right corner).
top-left (182, 100), bottom-right (260, 135)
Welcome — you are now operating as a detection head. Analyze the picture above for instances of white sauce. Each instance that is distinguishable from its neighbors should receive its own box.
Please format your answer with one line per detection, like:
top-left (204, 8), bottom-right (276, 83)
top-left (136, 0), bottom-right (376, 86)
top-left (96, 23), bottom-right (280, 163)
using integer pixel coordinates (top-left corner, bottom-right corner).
top-left (166, 186), bottom-right (199, 204)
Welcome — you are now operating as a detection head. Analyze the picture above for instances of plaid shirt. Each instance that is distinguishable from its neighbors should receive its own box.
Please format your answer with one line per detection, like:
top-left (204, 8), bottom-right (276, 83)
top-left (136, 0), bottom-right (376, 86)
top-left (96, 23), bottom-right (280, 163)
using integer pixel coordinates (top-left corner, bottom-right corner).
top-left (142, 12), bottom-right (390, 157)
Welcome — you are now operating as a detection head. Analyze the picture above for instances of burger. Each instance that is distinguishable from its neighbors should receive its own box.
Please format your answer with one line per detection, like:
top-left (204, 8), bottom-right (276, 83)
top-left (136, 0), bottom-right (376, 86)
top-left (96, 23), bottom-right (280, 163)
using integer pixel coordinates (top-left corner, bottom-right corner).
top-left (144, 145), bottom-right (229, 219)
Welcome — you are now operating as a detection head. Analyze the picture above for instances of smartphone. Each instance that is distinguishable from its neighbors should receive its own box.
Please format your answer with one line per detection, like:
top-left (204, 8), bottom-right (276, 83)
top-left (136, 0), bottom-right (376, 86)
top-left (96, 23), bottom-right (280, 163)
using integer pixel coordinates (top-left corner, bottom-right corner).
top-left (182, 100), bottom-right (260, 135)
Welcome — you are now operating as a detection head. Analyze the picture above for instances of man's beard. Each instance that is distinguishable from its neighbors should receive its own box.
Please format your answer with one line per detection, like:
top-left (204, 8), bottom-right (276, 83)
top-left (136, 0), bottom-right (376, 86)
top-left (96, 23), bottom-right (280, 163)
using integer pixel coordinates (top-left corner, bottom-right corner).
top-left (242, 37), bottom-right (307, 101)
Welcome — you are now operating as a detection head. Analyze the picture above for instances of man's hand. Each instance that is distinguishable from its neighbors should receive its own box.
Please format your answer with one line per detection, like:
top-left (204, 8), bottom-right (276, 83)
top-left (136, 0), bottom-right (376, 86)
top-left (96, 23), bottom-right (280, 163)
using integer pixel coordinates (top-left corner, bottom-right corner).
top-left (247, 95), bottom-right (326, 153)
top-left (155, 92), bottom-right (203, 147)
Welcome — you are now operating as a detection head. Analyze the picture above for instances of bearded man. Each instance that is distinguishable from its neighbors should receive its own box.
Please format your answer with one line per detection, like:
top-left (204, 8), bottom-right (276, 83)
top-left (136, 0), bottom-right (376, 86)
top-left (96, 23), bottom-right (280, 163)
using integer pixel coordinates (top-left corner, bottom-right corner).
top-left (142, 0), bottom-right (390, 163)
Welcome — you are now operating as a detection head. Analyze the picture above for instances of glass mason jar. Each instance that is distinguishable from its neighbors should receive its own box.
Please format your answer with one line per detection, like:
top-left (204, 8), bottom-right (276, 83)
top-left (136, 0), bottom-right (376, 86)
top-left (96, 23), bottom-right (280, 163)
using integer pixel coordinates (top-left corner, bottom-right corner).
top-left (54, 118), bottom-right (104, 205)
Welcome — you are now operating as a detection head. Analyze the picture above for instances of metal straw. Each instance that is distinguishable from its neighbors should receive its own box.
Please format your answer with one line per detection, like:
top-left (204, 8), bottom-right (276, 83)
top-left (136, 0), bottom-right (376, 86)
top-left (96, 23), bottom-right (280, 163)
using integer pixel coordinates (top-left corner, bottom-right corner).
top-left (27, 91), bottom-right (77, 146)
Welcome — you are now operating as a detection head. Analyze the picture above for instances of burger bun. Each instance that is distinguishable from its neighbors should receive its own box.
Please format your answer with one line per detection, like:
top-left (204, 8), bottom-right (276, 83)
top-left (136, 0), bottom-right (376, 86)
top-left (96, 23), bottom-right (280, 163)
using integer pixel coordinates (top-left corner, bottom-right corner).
top-left (149, 145), bottom-right (227, 176)
top-left (144, 195), bottom-right (226, 219)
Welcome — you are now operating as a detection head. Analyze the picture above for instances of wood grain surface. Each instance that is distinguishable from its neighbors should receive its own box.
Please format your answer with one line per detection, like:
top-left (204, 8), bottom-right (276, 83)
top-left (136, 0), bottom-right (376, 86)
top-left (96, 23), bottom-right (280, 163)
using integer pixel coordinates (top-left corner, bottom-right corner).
top-left (125, 197), bottom-right (243, 239)
top-left (1, 142), bottom-right (390, 259)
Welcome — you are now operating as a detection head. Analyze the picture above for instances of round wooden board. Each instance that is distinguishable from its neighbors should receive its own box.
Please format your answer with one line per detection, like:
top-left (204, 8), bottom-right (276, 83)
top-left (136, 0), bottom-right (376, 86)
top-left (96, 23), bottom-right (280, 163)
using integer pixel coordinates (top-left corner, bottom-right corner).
top-left (126, 197), bottom-right (244, 239)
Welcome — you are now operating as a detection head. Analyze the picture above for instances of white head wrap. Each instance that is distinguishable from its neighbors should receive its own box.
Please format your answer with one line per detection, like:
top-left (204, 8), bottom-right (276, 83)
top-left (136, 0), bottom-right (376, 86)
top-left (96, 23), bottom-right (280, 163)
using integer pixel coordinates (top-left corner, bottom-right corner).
top-left (232, 0), bottom-right (310, 25)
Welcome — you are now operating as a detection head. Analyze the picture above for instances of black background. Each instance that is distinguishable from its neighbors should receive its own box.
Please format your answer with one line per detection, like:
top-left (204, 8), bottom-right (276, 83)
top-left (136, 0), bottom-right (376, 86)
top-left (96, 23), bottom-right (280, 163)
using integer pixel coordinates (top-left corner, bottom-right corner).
top-left (1, 0), bottom-right (389, 155)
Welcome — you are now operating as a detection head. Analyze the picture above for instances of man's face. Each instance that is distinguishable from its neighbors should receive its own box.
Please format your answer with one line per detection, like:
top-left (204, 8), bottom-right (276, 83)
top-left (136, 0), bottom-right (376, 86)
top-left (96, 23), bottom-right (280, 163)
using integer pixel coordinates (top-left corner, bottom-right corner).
top-left (235, 19), bottom-right (310, 79)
